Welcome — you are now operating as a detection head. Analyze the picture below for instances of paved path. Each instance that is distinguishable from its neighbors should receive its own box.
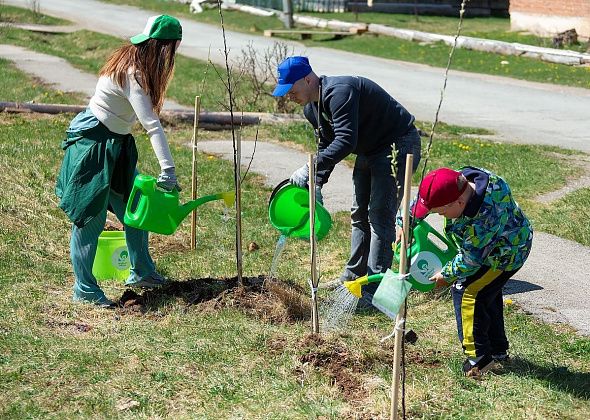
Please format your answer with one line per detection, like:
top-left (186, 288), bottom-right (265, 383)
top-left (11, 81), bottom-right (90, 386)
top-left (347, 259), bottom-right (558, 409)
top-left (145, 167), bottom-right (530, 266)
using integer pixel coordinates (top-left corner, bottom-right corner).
top-left (0, 44), bottom-right (188, 111)
top-left (6, 0), bottom-right (590, 153)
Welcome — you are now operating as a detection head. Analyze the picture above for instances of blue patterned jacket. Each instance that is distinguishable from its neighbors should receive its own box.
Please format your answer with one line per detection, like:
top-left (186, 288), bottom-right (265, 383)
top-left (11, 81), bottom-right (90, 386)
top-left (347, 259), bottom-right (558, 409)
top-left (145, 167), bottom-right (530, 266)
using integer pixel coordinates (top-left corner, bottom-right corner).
top-left (402, 167), bottom-right (533, 282)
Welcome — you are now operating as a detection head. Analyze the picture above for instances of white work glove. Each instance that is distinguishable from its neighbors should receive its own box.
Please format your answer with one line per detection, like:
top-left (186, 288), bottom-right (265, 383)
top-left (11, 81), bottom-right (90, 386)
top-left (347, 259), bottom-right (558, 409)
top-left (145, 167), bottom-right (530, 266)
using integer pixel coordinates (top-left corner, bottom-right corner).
top-left (289, 163), bottom-right (309, 188)
top-left (156, 167), bottom-right (182, 192)
top-left (315, 185), bottom-right (323, 205)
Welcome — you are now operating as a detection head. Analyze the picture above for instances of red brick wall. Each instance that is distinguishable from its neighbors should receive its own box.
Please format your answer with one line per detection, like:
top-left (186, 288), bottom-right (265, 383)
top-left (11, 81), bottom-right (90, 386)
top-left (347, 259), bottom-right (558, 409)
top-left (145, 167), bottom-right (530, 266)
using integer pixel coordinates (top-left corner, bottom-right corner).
top-left (510, 0), bottom-right (590, 17)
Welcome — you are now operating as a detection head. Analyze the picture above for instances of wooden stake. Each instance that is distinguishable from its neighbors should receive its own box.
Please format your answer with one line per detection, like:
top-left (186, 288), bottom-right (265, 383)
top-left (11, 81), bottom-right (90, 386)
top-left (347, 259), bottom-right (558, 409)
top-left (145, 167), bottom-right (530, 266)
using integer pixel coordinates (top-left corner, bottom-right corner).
top-left (390, 154), bottom-right (413, 420)
top-left (190, 96), bottom-right (201, 251)
top-left (308, 154), bottom-right (319, 334)
top-left (235, 129), bottom-right (243, 286)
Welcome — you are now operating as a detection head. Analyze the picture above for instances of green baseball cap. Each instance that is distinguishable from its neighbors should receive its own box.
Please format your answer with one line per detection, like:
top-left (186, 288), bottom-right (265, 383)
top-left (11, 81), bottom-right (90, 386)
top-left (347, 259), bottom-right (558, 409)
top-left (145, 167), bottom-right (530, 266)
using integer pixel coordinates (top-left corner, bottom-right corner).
top-left (130, 15), bottom-right (182, 45)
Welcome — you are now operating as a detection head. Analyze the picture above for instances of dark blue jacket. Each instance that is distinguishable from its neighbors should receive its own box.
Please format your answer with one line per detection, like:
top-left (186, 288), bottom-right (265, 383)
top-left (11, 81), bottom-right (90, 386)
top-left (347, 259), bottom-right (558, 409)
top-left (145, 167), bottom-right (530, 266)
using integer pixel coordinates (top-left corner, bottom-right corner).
top-left (304, 75), bottom-right (415, 184)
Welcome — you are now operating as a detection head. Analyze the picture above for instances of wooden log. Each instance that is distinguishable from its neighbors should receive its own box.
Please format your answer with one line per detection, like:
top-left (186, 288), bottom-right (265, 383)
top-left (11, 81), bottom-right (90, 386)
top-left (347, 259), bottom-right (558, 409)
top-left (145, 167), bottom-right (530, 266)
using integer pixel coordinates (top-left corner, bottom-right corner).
top-left (293, 14), bottom-right (366, 32)
top-left (0, 102), bottom-right (262, 126)
top-left (365, 25), bottom-right (590, 66)
top-left (223, 3), bottom-right (276, 17)
top-left (264, 29), bottom-right (353, 40)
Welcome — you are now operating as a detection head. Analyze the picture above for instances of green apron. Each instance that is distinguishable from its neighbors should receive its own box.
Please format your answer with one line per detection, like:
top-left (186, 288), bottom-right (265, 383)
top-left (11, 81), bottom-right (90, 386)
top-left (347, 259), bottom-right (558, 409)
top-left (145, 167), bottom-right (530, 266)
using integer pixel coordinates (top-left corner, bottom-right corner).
top-left (56, 110), bottom-right (138, 227)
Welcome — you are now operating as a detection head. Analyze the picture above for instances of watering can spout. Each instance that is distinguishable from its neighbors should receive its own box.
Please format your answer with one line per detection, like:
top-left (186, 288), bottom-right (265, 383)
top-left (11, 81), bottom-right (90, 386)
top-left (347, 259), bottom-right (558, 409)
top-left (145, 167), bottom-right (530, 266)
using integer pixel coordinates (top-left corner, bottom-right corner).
top-left (343, 274), bottom-right (384, 298)
top-left (176, 191), bottom-right (235, 222)
top-left (124, 174), bottom-right (235, 235)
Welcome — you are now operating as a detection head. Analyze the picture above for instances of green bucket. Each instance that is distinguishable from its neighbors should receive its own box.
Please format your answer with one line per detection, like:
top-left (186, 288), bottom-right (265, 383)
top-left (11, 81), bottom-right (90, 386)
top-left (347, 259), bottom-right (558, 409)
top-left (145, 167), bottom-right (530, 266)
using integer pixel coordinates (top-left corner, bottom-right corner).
top-left (92, 231), bottom-right (130, 281)
top-left (268, 180), bottom-right (332, 241)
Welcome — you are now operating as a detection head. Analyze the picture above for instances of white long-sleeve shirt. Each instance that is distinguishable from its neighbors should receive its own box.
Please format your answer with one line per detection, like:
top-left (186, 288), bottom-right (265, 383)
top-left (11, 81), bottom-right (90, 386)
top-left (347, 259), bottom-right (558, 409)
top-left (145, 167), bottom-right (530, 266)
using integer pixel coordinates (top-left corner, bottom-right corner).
top-left (89, 71), bottom-right (174, 169)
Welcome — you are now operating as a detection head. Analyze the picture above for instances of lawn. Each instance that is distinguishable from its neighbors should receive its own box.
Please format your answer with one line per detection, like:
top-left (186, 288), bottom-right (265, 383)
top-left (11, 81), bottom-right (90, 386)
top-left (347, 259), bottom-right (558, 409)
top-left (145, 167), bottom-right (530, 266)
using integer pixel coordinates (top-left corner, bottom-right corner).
top-left (1, 8), bottom-right (589, 415)
top-left (1, 106), bottom-right (590, 418)
top-left (1, 24), bottom-right (590, 414)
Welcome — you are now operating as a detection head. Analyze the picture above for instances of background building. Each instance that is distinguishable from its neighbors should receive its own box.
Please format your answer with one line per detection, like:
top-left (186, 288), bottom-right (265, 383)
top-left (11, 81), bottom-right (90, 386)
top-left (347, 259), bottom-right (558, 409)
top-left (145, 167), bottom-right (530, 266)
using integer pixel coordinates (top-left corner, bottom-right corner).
top-left (510, 0), bottom-right (590, 39)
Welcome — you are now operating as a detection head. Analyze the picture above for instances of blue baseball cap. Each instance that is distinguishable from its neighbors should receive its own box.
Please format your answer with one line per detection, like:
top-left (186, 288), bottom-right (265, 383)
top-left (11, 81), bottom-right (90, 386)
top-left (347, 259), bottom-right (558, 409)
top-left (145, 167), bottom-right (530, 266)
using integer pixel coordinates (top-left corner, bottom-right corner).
top-left (272, 56), bottom-right (313, 97)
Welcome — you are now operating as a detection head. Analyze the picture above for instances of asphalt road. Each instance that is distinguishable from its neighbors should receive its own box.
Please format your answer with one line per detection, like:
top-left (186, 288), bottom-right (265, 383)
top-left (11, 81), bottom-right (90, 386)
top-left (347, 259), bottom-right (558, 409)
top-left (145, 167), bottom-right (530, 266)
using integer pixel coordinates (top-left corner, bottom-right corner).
top-left (6, 0), bottom-right (590, 152)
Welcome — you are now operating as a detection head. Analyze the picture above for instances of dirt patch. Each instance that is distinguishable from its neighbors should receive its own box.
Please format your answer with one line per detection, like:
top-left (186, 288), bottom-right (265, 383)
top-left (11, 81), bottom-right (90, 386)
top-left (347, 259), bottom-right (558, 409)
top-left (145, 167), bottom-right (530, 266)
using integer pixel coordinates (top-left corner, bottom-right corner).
top-left (115, 276), bottom-right (310, 323)
top-left (148, 233), bottom-right (191, 254)
top-left (46, 318), bottom-right (94, 333)
top-left (295, 334), bottom-right (444, 405)
top-left (405, 349), bottom-right (442, 367)
top-left (104, 218), bottom-right (124, 231)
top-left (296, 334), bottom-right (391, 402)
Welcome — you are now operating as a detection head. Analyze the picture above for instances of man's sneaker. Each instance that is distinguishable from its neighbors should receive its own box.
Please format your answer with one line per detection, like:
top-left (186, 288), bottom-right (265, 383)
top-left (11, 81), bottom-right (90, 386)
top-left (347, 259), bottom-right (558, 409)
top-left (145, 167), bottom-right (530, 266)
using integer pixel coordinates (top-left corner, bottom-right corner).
top-left (462, 354), bottom-right (496, 378)
top-left (492, 352), bottom-right (509, 362)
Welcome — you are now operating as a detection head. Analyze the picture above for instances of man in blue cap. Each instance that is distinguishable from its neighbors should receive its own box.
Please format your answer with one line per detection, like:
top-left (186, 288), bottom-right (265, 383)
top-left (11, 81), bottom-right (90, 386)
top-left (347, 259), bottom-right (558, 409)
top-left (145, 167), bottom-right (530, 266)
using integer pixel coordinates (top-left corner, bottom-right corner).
top-left (273, 56), bottom-right (421, 303)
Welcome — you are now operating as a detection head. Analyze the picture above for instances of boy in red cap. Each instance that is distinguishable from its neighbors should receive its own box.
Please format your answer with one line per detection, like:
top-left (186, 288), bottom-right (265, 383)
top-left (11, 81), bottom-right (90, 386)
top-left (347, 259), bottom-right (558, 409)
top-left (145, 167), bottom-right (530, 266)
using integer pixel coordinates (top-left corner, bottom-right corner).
top-left (399, 167), bottom-right (533, 377)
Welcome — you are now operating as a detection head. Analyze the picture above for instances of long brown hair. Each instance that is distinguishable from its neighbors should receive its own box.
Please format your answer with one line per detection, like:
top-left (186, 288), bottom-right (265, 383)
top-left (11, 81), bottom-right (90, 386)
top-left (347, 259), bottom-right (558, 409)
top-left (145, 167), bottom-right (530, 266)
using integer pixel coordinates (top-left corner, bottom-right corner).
top-left (99, 39), bottom-right (178, 114)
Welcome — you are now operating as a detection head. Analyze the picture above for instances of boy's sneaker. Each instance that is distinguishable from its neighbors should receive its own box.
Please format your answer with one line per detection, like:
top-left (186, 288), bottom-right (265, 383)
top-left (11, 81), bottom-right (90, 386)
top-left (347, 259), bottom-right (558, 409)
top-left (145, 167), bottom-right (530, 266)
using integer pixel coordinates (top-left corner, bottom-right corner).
top-left (492, 352), bottom-right (509, 362)
top-left (462, 354), bottom-right (496, 378)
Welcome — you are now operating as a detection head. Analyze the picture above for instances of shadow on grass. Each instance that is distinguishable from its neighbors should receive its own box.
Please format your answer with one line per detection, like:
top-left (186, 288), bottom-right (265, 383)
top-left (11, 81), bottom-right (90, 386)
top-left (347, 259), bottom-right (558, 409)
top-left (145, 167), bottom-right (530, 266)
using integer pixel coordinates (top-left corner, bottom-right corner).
top-left (506, 357), bottom-right (590, 400)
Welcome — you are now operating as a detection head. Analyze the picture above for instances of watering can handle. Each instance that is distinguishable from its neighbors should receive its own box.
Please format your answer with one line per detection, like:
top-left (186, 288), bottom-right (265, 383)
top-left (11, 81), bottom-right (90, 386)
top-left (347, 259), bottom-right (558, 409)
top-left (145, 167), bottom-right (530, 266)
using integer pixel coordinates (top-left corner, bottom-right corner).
top-left (125, 185), bottom-right (141, 222)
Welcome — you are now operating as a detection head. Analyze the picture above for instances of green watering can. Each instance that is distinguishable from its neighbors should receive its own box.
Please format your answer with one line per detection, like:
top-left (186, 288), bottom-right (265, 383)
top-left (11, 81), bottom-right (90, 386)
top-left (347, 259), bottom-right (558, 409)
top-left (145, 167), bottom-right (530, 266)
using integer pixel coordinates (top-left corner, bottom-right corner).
top-left (124, 174), bottom-right (235, 235)
top-left (394, 219), bottom-right (458, 292)
top-left (268, 180), bottom-right (332, 241)
top-left (343, 271), bottom-right (412, 320)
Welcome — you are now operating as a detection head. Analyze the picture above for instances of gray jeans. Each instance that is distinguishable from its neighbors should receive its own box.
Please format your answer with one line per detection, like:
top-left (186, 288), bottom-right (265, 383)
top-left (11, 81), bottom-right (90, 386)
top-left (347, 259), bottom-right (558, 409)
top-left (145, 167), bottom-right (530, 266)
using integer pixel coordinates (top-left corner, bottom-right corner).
top-left (342, 127), bottom-right (421, 283)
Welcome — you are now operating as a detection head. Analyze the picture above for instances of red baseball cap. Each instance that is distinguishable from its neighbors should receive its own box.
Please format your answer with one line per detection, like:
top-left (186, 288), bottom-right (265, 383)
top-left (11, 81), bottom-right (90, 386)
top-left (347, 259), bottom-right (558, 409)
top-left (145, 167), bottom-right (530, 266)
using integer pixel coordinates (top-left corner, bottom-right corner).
top-left (413, 168), bottom-right (466, 218)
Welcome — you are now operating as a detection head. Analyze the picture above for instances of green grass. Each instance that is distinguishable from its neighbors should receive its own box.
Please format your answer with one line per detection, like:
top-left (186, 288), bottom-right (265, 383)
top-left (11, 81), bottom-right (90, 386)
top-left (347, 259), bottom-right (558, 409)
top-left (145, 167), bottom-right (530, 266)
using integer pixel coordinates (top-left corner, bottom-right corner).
top-left (98, 1), bottom-right (590, 89)
top-left (1, 26), bottom-right (281, 112)
top-left (0, 58), bottom-right (85, 104)
top-left (306, 11), bottom-right (590, 52)
top-left (1, 8), bottom-right (590, 417)
top-left (525, 188), bottom-right (590, 246)
top-left (0, 4), bottom-right (70, 25)
top-left (1, 111), bottom-right (589, 418)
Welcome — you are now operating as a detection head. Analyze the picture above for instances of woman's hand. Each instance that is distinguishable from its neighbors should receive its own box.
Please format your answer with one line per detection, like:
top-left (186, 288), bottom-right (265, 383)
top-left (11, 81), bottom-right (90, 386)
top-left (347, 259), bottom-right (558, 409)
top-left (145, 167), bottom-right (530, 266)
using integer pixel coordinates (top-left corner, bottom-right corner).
top-left (157, 167), bottom-right (182, 192)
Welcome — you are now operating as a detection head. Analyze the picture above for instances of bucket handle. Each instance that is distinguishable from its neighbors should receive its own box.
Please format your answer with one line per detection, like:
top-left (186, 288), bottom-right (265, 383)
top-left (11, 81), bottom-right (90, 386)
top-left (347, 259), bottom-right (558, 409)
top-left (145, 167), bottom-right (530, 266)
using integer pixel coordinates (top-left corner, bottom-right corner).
top-left (269, 179), bottom-right (292, 205)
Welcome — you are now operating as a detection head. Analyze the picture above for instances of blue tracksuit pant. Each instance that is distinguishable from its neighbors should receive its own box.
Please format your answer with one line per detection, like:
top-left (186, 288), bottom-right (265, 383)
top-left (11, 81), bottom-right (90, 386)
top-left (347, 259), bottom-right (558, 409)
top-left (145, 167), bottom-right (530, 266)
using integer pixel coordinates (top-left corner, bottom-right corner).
top-left (452, 266), bottom-right (518, 358)
top-left (71, 186), bottom-right (157, 304)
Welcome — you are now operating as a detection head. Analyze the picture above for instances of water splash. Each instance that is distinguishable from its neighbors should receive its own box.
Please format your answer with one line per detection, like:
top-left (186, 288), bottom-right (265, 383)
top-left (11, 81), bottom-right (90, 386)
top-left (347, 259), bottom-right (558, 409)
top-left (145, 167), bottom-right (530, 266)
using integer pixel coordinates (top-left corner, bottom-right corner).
top-left (222, 205), bottom-right (230, 222)
top-left (320, 284), bottom-right (359, 332)
top-left (269, 235), bottom-right (288, 279)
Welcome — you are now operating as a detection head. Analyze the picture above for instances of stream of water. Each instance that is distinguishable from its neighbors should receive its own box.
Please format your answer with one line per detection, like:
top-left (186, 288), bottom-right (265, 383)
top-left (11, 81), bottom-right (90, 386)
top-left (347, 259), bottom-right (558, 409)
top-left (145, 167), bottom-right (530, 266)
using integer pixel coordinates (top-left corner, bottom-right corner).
top-left (269, 234), bottom-right (288, 279)
top-left (320, 283), bottom-right (359, 332)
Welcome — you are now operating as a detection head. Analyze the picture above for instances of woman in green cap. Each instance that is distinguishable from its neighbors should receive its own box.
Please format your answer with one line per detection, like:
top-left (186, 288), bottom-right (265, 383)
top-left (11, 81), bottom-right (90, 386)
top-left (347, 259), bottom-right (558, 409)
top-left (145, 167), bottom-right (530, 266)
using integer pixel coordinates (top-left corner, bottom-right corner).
top-left (56, 15), bottom-right (183, 308)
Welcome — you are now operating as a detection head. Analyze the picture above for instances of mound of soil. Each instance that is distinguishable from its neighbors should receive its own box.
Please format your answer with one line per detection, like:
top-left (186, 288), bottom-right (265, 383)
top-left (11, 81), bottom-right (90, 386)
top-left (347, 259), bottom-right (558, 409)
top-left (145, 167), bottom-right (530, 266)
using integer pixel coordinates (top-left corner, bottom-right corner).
top-left (294, 334), bottom-right (443, 404)
top-left (116, 276), bottom-right (310, 323)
